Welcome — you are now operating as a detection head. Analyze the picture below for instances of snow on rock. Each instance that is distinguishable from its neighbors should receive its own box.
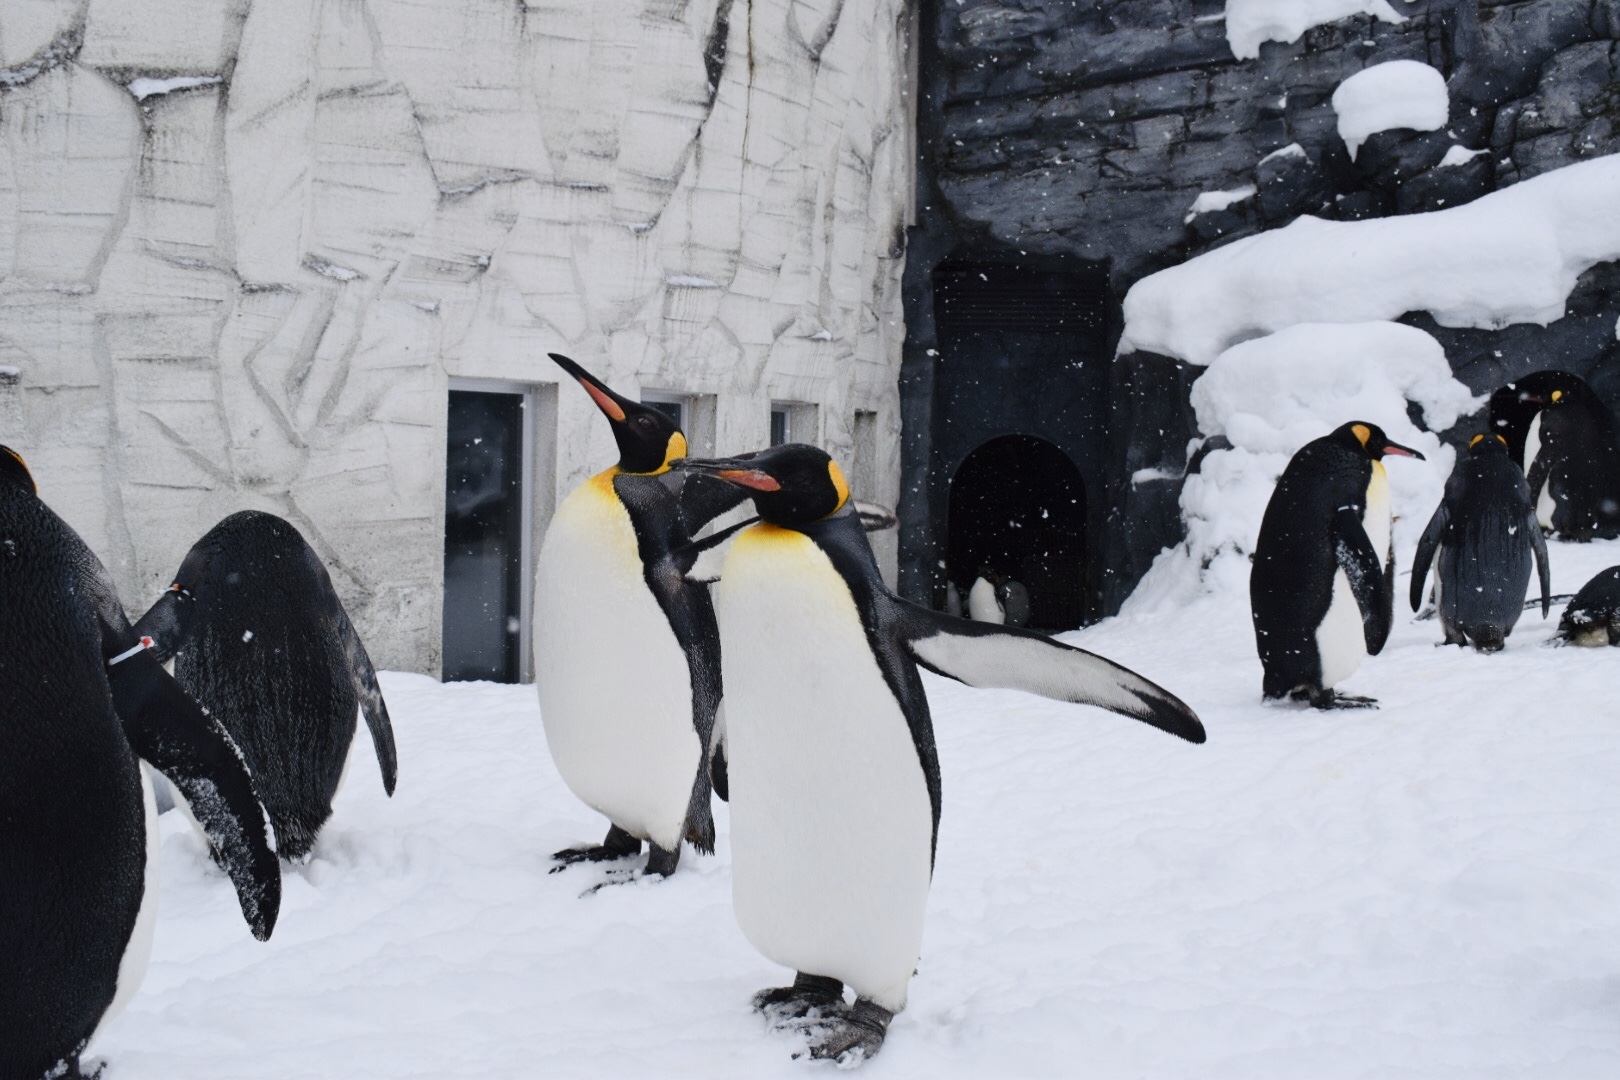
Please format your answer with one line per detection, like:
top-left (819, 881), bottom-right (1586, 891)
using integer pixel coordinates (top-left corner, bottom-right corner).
top-left (1438, 144), bottom-right (1488, 169)
top-left (125, 75), bottom-right (222, 101)
top-left (1331, 59), bottom-right (1449, 161)
top-left (1119, 154), bottom-right (1620, 367)
top-left (1224, 0), bottom-right (1405, 61)
top-left (1130, 321), bottom-right (1478, 613)
top-left (1184, 185), bottom-right (1257, 224)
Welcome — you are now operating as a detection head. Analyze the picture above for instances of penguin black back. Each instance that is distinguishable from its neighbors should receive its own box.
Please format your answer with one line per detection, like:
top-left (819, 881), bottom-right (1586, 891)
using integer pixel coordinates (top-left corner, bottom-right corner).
top-left (136, 510), bottom-right (397, 862)
top-left (1410, 434), bottom-right (1549, 651)
top-left (1557, 565), bottom-right (1620, 646)
top-left (1523, 377), bottom-right (1620, 540)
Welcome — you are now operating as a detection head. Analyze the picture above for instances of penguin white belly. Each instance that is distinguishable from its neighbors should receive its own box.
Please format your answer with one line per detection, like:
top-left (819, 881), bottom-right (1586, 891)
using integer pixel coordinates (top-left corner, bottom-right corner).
top-left (717, 525), bottom-right (934, 1013)
top-left (1525, 415), bottom-right (1555, 529)
top-left (534, 473), bottom-right (699, 851)
top-left (1535, 474), bottom-right (1556, 530)
top-left (967, 576), bottom-right (1003, 623)
top-left (1316, 569), bottom-right (1367, 688)
top-left (97, 765), bottom-right (160, 1038)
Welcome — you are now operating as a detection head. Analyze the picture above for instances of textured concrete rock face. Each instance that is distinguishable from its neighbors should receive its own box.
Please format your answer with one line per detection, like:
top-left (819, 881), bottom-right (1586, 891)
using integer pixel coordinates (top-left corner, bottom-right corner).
top-left (1, 0), bottom-right (911, 673)
top-left (900, 0), bottom-right (1620, 616)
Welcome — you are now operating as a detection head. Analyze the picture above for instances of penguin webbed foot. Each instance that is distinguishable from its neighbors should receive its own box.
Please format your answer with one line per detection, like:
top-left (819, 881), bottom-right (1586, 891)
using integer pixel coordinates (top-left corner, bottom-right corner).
top-left (754, 972), bottom-right (845, 1020)
top-left (798, 1000), bottom-right (892, 1068)
top-left (1298, 687), bottom-right (1379, 710)
top-left (550, 824), bottom-right (641, 872)
top-left (644, 842), bottom-right (681, 877)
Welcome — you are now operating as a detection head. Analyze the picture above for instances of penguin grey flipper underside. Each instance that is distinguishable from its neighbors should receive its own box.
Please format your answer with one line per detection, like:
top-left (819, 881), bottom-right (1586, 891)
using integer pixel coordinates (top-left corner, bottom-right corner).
top-left (104, 645), bottom-right (281, 941)
top-left (1529, 508), bottom-right (1552, 618)
top-left (1409, 502), bottom-right (1448, 613)
top-left (1333, 505), bottom-right (1391, 654)
top-left (896, 607), bottom-right (1206, 745)
top-left (305, 544), bottom-right (398, 796)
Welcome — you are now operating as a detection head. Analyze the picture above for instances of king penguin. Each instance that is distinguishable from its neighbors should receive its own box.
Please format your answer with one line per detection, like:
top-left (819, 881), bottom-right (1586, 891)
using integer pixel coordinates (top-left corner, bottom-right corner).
top-left (1489, 370), bottom-right (1620, 538)
top-left (534, 354), bottom-right (750, 878)
top-left (1409, 433), bottom-right (1550, 651)
top-left (1555, 565), bottom-right (1620, 646)
top-left (1, 447), bottom-right (280, 1080)
top-left (672, 443), bottom-right (1204, 1066)
top-left (133, 510), bottom-right (398, 862)
top-left (1251, 421), bottom-right (1425, 709)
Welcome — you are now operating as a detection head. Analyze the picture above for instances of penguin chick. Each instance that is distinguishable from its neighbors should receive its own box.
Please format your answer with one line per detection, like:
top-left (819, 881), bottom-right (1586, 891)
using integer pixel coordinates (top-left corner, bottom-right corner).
top-left (534, 354), bottom-right (750, 879)
top-left (674, 443), bottom-right (1203, 1066)
top-left (1410, 434), bottom-right (1550, 651)
top-left (134, 511), bottom-right (398, 863)
top-left (1250, 421), bottom-right (1425, 709)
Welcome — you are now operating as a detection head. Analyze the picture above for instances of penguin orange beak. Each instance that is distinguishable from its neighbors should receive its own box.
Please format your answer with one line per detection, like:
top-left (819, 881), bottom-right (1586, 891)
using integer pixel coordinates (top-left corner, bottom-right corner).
top-left (548, 353), bottom-right (630, 423)
top-left (1382, 442), bottom-right (1425, 460)
top-left (671, 455), bottom-right (782, 492)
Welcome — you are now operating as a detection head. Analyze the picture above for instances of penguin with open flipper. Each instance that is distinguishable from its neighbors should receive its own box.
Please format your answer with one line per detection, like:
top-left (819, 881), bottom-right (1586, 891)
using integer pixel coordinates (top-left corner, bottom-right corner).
top-left (1409, 433), bottom-right (1550, 651)
top-left (1489, 370), bottom-right (1620, 539)
top-left (672, 443), bottom-right (1204, 1066)
top-left (133, 510), bottom-right (398, 863)
top-left (1251, 421), bottom-right (1425, 709)
top-left (1554, 565), bottom-right (1620, 646)
top-left (1, 447), bottom-right (280, 1080)
top-left (534, 354), bottom-right (753, 879)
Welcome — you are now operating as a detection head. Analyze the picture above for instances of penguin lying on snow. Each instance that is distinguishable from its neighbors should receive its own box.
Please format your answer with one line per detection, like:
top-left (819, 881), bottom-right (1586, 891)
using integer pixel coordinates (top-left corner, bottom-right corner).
top-left (1489, 370), bottom-right (1620, 540)
top-left (1251, 421), bottom-right (1424, 709)
top-left (1409, 433), bottom-right (1550, 651)
top-left (673, 443), bottom-right (1204, 1066)
top-left (134, 510), bottom-right (398, 863)
top-left (534, 354), bottom-right (751, 878)
top-left (0, 447), bottom-right (279, 1080)
top-left (1555, 565), bottom-right (1620, 646)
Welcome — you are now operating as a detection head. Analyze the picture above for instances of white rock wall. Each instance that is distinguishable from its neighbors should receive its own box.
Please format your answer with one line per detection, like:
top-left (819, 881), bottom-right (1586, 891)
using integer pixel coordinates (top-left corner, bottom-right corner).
top-left (0, 0), bottom-right (912, 673)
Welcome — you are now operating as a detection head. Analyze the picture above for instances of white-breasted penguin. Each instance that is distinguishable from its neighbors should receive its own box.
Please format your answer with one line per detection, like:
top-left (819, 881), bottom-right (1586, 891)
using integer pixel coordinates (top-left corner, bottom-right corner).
top-left (1250, 421), bottom-right (1424, 709)
top-left (534, 354), bottom-right (751, 877)
top-left (133, 510), bottom-right (398, 862)
top-left (1, 447), bottom-right (280, 1080)
top-left (673, 443), bottom-right (1205, 1066)
top-left (1409, 433), bottom-right (1550, 651)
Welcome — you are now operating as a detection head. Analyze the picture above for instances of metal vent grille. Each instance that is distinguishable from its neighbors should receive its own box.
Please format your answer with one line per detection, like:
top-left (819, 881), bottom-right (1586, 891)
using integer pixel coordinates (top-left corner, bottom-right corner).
top-left (933, 265), bottom-right (1108, 335)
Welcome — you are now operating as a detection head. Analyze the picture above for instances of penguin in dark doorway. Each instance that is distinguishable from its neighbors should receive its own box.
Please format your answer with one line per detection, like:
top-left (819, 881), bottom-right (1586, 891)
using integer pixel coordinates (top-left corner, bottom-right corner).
top-left (1555, 565), bottom-right (1620, 646)
top-left (1, 447), bottom-right (280, 1080)
top-left (673, 443), bottom-right (1203, 1066)
top-left (1409, 433), bottom-right (1550, 651)
top-left (1251, 421), bottom-right (1425, 709)
top-left (1489, 370), bottom-right (1620, 540)
top-left (134, 511), bottom-right (397, 863)
top-left (534, 354), bottom-right (751, 879)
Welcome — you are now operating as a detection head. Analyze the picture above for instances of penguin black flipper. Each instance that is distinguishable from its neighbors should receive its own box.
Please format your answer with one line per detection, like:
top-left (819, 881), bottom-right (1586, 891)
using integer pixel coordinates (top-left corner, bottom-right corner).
top-left (1410, 502), bottom-right (1448, 613)
top-left (674, 470), bottom-right (753, 539)
top-left (105, 643), bottom-right (281, 941)
top-left (314, 546), bottom-right (398, 796)
top-left (895, 608), bottom-right (1206, 745)
top-left (708, 700), bottom-right (729, 802)
top-left (1333, 505), bottom-right (1391, 653)
top-left (1529, 507), bottom-right (1552, 618)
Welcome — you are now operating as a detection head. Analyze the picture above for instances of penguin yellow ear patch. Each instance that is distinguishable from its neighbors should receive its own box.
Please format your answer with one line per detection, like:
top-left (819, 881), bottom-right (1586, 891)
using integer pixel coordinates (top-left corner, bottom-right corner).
top-left (662, 431), bottom-right (688, 469)
top-left (827, 459), bottom-right (850, 513)
top-left (1551, 389), bottom-right (1564, 403)
top-left (1494, 433), bottom-right (1507, 446)
top-left (1469, 434), bottom-right (1485, 448)
top-left (1351, 423), bottom-right (1371, 448)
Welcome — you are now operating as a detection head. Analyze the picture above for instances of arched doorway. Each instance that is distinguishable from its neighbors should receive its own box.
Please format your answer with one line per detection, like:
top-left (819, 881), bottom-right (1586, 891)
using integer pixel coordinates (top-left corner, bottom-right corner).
top-left (947, 435), bottom-right (1088, 630)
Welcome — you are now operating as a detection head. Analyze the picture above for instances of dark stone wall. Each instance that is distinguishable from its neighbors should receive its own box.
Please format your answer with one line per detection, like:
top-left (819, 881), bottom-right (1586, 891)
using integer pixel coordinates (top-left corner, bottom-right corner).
top-left (899, 0), bottom-right (1620, 617)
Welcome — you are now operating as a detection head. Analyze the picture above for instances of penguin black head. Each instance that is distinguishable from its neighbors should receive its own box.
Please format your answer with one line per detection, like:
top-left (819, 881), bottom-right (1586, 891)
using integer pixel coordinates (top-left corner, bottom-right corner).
top-left (0, 445), bottom-right (36, 495)
top-left (672, 443), bottom-right (850, 528)
top-left (1468, 432), bottom-right (1510, 457)
top-left (548, 353), bottom-right (687, 475)
top-left (1332, 421), bottom-right (1425, 462)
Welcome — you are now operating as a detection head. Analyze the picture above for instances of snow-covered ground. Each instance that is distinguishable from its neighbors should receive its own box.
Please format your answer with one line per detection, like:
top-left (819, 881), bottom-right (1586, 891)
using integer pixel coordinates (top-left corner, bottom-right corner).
top-left (94, 530), bottom-right (1620, 1078)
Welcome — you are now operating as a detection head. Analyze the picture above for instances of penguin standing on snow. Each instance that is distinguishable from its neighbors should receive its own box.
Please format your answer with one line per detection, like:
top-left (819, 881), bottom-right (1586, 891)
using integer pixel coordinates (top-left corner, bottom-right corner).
top-left (1251, 421), bottom-right (1425, 709)
top-left (1555, 565), bottom-right (1620, 646)
top-left (133, 510), bottom-right (398, 862)
top-left (534, 354), bottom-right (749, 878)
top-left (673, 443), bottom-right (1204, 1066)
top-left (1489, 370), bottom-right (1620, 539)
top-left (1409, 433), bottom-right (1550, 651)
top-left (1, 447), bottom-right (280, 1080)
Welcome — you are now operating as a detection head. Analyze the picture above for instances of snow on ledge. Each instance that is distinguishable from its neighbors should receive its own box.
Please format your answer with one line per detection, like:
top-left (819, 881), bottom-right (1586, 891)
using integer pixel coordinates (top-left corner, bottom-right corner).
top-left (1185, 185), bottom-right (1258, 224)
top-left (126, 75), bottom-right (222, 101)
top-left (1119, 154), bottom-right (1620, 366)
top-left (1224, 0), bottom-right (1404, 61)
top-left (1332, 60), bottom-right (1448, 160)
top-left (1438, 144), bottom-right (1488, 168)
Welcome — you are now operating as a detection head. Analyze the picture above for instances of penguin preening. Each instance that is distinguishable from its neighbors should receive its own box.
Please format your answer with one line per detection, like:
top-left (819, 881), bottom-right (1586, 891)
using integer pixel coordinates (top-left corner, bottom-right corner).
top-left (1251, 421), bottom-right (1425, 709)
top-left (673, 443), bottom-right (1204, 1066)
top-left (1555, 565), bottom-right (1620, 646)
top-left (1489, 370), bottom-right (1620, 540)
top-left (134, 511), bottom-right (398, 863)
top-left (534, 354), bottom-right (750, 879)
top-left (1, 447), bottom-right (279, 1080)
top-left (1410, 434), bottom-right (1550, 651)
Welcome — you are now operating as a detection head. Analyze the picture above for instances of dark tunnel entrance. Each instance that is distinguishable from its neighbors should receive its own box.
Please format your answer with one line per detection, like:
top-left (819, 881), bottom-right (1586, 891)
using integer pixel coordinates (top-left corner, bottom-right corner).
top-left (947, 435), bottom-right (1088, 630)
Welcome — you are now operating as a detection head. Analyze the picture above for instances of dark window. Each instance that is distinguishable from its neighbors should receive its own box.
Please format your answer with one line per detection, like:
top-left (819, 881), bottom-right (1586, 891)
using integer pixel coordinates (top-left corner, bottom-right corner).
top-left (643, 398), bottom-right (684, 427)
top-left (770, 408), bottom-right (789, 446)
top-left (443, 390), bottom-right (525, 682)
